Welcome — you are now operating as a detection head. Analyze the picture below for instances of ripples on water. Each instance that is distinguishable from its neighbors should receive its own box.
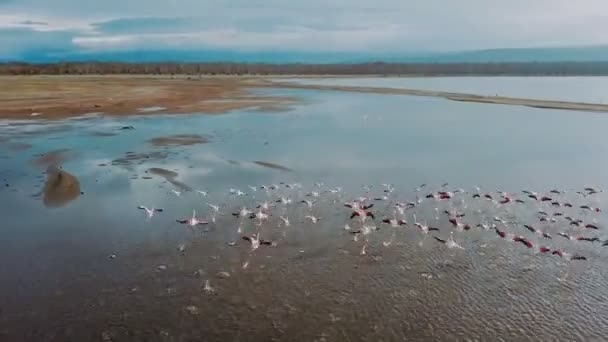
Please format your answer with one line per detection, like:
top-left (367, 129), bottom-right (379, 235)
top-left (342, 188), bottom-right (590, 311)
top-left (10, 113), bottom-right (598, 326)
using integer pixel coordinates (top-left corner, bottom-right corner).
top-left (1, 85), bottom-right (608, 341)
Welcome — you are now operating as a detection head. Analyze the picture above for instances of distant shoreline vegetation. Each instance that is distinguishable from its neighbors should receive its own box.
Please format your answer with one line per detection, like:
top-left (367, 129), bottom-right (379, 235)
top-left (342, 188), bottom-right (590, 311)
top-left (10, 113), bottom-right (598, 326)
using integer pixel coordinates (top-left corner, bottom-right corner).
top-left (3, 61), bottom-right (608, 76)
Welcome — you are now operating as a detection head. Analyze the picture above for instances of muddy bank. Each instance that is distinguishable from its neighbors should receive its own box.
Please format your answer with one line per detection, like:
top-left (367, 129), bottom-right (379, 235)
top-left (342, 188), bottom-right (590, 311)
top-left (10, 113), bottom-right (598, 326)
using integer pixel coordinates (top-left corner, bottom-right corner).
top-left (0, 76), bottom-right (297, 119)
top-left (147, 167), bottom-right (192, 191)
top-left (147, 167), bottom-right (178, 179)
top-left (111, 151), bottom-right (170, 167)
top-left (147, 134), bottom-right (209, 147)
top-left (42, 165), bottom-right (81, 207)
top-left (253, 161), bottom-right (293, 172)
top-left (88, 131), bottom-right (118, 137)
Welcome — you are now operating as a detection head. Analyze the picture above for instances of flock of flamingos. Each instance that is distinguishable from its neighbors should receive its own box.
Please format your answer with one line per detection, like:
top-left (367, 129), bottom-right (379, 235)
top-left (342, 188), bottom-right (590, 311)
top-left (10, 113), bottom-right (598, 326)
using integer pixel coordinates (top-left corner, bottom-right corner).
top-left (138, 182), bottom-right (606, 271)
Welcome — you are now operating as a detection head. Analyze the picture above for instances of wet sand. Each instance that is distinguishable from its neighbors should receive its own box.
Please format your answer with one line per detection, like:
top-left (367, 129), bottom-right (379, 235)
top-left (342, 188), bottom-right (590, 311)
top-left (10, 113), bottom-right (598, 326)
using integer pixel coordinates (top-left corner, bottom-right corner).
top-left (42, 165), bottom-right (80, 207)
top-left (0, 76), bottom-right (295, 119)
top-left (253, 161), bottom-right (293, 172)
top-left (147, 134), bottom-right (209, 147)
top-left (262, 80), bottom-right (608, 113)
top-left (88, 131), bottom-right (118, 137)
top-left (111, 151), bottom-right (171, 167)
top-left (147, 167), bottom-right (192, 191)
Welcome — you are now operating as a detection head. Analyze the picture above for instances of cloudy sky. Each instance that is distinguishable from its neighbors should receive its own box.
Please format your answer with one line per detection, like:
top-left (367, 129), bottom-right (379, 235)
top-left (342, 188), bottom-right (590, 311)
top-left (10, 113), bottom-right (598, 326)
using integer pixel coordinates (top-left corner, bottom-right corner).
top-left (1, 0), bottom-right (607, 61)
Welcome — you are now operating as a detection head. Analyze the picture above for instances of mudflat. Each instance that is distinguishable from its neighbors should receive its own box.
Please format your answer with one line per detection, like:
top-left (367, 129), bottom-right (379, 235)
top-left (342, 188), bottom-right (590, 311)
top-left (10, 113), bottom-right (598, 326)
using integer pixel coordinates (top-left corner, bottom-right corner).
top-left (0, 75), bottom-right (294, 119)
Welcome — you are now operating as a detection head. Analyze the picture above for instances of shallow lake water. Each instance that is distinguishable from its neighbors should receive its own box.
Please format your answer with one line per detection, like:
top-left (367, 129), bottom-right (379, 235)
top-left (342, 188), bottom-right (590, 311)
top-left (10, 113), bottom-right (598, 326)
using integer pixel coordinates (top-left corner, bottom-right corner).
top-left (1, 84), bottom-right (608, 341)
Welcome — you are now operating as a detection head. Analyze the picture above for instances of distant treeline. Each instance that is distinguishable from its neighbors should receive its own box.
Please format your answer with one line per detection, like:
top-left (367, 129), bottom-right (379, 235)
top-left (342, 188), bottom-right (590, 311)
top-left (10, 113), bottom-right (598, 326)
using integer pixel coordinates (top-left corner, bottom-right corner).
top-left (3, 61), bottom-right (608, 75)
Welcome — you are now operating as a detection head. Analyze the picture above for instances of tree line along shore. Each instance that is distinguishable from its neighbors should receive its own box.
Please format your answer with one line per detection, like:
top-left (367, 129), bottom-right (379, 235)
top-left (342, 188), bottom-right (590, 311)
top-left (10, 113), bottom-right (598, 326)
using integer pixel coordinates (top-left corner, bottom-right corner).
top-left (3, 61), bottom-right (608, 76)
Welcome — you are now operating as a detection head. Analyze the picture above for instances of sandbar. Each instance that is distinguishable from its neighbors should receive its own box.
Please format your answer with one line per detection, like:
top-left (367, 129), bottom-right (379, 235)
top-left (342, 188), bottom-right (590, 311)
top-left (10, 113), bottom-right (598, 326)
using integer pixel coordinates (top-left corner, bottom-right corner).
top-left (147, 167), bottom-right (192, 191)
top-left (253, 161), bottom-right (293, 172)
top-left (147, 134), bottom-right (209, 147)
top-left (43, 165), bottom-right (81, 208)
top-left (261, 80), bottom-right (608, 113)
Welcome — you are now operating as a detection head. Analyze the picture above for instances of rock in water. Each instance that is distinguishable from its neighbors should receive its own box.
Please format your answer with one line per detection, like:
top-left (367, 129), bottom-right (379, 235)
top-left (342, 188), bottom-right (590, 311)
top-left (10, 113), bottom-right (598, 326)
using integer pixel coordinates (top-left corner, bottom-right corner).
top-left (43, 165), bottom-right (80, 208)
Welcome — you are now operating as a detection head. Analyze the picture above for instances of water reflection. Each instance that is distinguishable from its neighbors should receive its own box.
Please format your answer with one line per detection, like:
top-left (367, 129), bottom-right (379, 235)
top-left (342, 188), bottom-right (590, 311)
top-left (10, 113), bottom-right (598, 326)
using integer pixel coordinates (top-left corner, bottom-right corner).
top-left (31, 148), bottom-right (75, 167)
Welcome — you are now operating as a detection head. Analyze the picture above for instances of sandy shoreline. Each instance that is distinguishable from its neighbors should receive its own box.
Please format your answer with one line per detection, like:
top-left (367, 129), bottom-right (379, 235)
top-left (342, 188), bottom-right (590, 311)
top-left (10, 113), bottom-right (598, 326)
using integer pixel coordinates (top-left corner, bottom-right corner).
top-left (2, 75), bottom-right (608, 119)
top-left (0, 75), bottom-right (295, 119)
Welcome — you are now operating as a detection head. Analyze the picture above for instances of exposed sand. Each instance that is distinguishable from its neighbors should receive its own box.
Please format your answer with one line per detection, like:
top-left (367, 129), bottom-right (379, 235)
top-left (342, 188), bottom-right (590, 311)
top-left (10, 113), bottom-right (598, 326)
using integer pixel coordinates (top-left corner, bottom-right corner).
top-left (147, 134), bottom-right (209, 147)
top-left (43, 165), bottom-right (81, 208)
top-left (89, 131), bottom-right (118, 137)
top-left (253, 161), bottom-right (293, 172)
top-left (147, 167), bottom-right (192, 191)
top-left (0, 75), bottom-right (296, 119)
top-left (111, 151), bottom-right (170, 167)
top-left (147, 167), bottom-right (178, 179)
top-left (261, 80), bottom-right (608, 113)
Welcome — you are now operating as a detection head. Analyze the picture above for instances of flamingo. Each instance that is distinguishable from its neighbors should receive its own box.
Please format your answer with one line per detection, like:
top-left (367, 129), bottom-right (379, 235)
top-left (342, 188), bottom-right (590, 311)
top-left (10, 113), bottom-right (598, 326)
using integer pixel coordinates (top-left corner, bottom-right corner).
top-left (305, 215), bottom-right (323, 224)
top-left (279, 216), bottom-right (291, 227)
top-left (177, 210), bottom-right (208, 226)
top-left (434, 232), bottom-right (464, 249)
top-left (137, 206), bottom-right (163, 219)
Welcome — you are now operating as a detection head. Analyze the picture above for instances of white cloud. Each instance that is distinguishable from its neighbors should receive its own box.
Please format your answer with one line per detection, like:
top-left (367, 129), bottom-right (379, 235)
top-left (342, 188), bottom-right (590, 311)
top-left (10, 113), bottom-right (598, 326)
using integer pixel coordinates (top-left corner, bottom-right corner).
top-left (0, 13), bottom-right (95, 32)
top-left (72, 24), bottom-right (405, 52)
top-left (1, 0), bottom-right (608, 58)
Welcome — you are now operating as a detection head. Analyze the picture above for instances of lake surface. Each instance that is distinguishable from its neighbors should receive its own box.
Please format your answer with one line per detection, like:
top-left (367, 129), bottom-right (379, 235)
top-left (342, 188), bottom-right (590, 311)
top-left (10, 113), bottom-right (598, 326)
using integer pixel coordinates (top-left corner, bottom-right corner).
top-left (1, 83), bottom-right (608, 341)
top-left (286, 76), bottom-right (608, 103)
